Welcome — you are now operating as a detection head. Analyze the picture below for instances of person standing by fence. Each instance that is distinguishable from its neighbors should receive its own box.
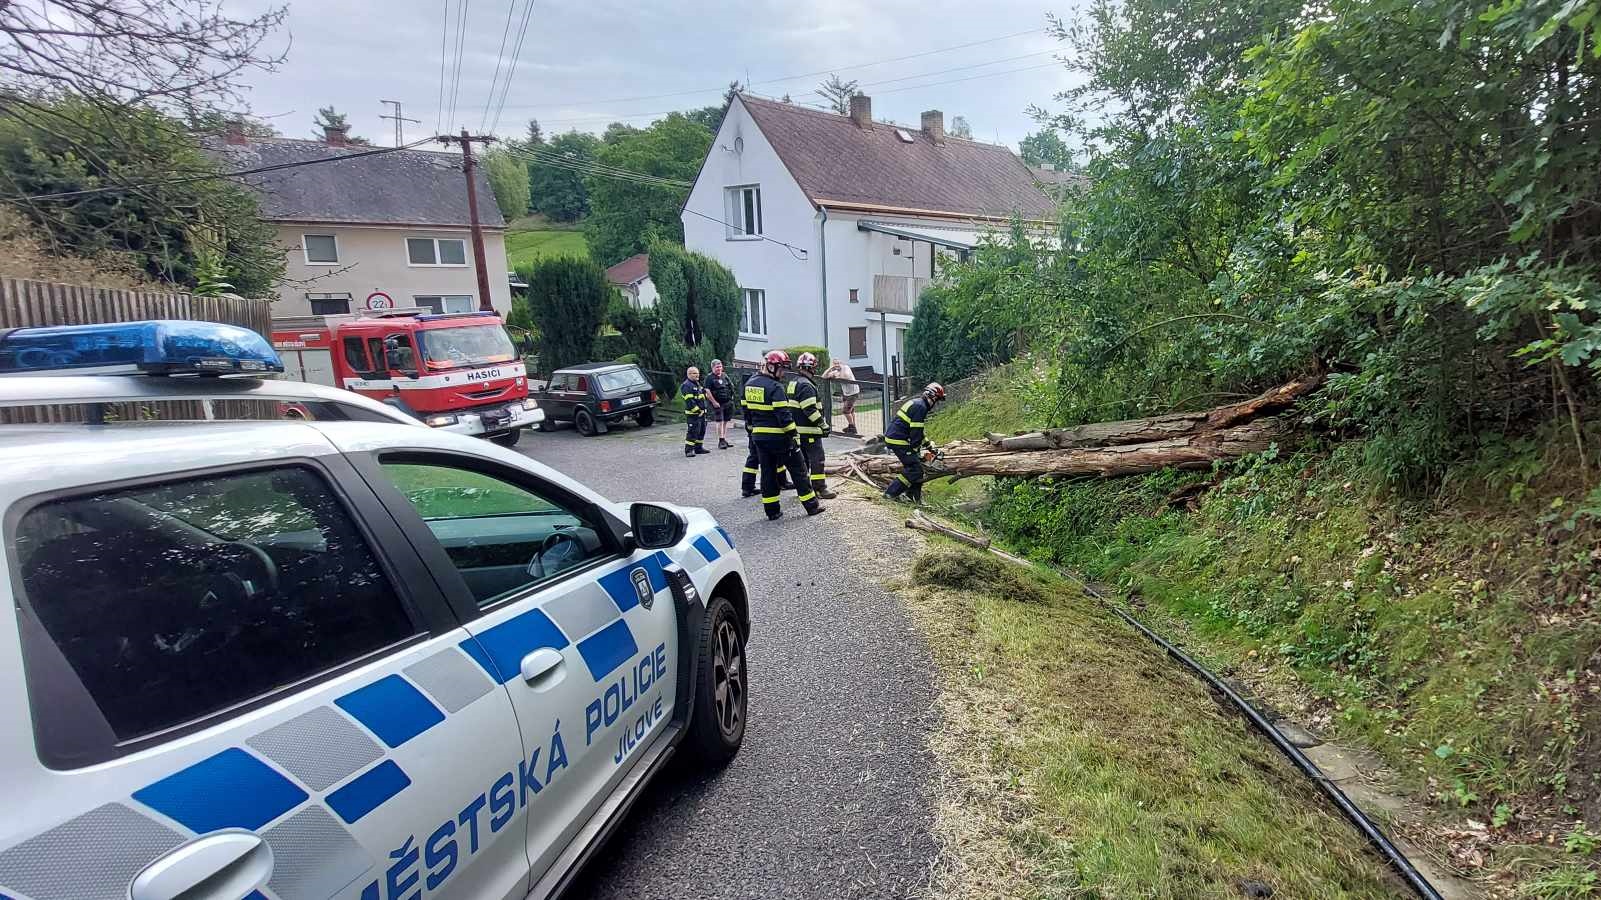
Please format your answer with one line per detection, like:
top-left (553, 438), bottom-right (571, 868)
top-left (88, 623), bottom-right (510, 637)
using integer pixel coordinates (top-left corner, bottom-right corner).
top-left (681, 366), bottom-right (710, 458)
top-left (822, 359), bottom-right (860, 436)
top-left (706, 359), bottom-right (736, 449)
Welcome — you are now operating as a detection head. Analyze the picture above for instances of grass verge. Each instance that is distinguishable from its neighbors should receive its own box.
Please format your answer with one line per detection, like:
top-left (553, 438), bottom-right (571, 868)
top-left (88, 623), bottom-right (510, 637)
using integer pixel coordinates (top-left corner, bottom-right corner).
top-left (506, 227), bottom-right (589, 267)
top-left (889, 537), bottom-right (1406, 898)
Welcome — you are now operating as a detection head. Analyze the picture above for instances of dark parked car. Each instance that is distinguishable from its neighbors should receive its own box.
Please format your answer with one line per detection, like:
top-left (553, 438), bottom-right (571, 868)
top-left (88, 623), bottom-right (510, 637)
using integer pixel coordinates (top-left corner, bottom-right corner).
top-left (532, 362), bottom-right (660, 435)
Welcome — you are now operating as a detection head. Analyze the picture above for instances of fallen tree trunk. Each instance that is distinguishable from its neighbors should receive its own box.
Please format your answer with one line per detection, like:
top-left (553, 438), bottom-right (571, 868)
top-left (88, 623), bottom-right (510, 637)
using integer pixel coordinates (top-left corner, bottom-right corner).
top-left (936, 372), bottom-right (1324, 457)
top-left (825, 417), bottom-right (1292, 479)
top-left (906, 509), bottom-right (991, 548)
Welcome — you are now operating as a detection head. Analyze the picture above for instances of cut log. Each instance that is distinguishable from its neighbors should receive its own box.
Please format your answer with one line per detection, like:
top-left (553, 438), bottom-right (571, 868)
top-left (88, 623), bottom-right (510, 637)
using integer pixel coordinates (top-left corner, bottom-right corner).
top-left (825, 417), bottom-right (1291, 480)
top-left (936, 373), bottom-right (1324, 457)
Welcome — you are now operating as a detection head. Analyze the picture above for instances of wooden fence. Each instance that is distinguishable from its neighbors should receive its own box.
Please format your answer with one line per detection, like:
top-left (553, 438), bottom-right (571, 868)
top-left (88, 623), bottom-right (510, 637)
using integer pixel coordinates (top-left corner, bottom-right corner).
top-left (0, 278), bottom-right (276, 423)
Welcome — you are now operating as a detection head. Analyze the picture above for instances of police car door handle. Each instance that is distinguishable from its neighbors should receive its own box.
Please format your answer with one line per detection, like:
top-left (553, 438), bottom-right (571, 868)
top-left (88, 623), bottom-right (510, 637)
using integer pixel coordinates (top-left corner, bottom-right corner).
top-left (130, 830), bottom-right (272, 900)
top-left (520, 647), bottom-right (565, 685)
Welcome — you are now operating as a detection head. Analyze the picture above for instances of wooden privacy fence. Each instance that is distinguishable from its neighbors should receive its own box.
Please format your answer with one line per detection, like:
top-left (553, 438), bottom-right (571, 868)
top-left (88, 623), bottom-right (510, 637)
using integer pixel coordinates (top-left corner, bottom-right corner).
top-left (0, 278), bottom-right (276, 423)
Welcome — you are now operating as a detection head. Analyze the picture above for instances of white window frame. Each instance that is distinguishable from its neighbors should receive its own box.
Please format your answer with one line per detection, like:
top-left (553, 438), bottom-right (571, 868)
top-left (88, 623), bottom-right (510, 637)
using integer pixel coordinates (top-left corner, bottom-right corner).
top-left (414, 295), bottom-right (476, 313)
top-left (302, 233), bottom-right (340, 265)
top-left (725, 185), bottom-right (763, 240)
top-left (406, 237), bottom-right (469, 267)
top-left (739, 288), bottom-right (767, 338)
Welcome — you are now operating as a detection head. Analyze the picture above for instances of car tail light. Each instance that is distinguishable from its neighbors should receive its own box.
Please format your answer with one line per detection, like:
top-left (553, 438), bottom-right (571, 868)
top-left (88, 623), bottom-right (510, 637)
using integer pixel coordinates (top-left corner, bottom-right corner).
top-left (599, 400), bottom-right (612, 412)
top-left (650, 390), bottom-right (659, 402)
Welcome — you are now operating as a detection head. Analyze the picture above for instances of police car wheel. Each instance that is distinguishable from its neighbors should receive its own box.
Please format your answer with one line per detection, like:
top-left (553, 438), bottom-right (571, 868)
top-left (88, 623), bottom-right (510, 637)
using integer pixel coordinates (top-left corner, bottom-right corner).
top-left (686, 595), bottom-right (746, 766)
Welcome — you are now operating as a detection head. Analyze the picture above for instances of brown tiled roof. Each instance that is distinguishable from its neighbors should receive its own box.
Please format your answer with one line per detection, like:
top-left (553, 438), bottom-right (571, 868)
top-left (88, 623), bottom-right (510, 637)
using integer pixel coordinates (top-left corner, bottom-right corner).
top-left (605, 253), bottom-right (650, 286)
top-left (738, 94), bottom-right (1056, 221)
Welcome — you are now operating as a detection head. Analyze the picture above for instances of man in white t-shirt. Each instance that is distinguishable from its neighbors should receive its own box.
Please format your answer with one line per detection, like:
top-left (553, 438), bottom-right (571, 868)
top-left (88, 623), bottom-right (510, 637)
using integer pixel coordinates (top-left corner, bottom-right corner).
top-left (822, 359), bottom-right (861, 436)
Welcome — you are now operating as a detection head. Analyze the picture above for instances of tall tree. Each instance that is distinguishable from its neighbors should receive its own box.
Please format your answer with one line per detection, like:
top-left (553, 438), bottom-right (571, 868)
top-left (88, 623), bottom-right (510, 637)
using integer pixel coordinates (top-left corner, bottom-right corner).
top-left (949, 116), bottom-right (973, 139)
top-left (527, 129), bottom-right (600, 221)
top-left (583, 113), bottom-right (712, 265)
top-left (1018, 129), bottom-right (1072, 168)
top-left (686, 80), bottom-right (744, 133)
top-left (524, 118), bottom-right (544, 146)
top-left (649, 241), bottom-right (740, 380)
top-left (311, 105), bottom-right (367, 144)
top-left (817, 74), bottom-right (859, 115)
top-left (483, 147), bottom-right (529, 219)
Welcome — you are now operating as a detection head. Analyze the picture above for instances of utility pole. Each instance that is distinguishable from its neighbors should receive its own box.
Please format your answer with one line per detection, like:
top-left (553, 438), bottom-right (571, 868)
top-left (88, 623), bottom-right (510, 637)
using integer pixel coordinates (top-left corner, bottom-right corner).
top-left (379, 100), bottom-right (420, 147)
top-left (438, 129), bottom-right (497, 312)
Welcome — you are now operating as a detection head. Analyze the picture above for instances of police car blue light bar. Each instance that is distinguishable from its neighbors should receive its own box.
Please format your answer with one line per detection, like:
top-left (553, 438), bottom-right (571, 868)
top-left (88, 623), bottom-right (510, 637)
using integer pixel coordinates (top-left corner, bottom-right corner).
top-left (0, 320), bottom-right (284, 377)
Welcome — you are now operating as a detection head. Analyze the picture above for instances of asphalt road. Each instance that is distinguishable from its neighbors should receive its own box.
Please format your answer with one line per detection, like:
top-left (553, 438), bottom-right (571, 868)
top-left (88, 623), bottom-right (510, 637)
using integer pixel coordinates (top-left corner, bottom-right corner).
top-left (520, 419), bottom-right (940, 900)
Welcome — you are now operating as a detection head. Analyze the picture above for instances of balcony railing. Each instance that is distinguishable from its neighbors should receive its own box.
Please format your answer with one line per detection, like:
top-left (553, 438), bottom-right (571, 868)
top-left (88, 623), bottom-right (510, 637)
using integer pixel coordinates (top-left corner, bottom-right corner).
top-left (867, 274), bottom-right (931, 314)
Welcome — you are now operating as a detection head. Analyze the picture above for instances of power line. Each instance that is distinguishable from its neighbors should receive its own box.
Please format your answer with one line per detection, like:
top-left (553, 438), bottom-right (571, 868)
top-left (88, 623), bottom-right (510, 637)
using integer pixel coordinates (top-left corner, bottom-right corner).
top-left (487, 0), bottom-right (537, 135)
top-left (682, 209), bottom-right (808, 260)
top-left (435, 0), bottom-right (451, 132)
top-left (11, 137), bottom-right (442, 202)
top-left (494, 27), bottom-right (1045, 111)
top-left (446, 0), bottom-right (471, 130)
top-left (850, 49), bottom-right (1056, 90)
top-left (870, 60), bottom-right (1063, 96)
top-left (479, 0), bottom-right (522, 132)
top-left (503, 145), bottom-right (691, 187)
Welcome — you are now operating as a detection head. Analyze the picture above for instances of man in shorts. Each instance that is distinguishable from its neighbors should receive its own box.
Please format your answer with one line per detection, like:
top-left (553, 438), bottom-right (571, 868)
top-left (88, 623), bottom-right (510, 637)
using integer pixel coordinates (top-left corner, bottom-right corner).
top-left (822, 359), bottom-right (861, 435)
top-left (705, 359), bottom-right (737, 449)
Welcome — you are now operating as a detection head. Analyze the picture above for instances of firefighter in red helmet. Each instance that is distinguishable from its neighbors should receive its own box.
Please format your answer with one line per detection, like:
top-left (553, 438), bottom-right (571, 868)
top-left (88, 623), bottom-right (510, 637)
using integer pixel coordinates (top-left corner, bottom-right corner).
top-left (742, 350), bottom-right (823, 519)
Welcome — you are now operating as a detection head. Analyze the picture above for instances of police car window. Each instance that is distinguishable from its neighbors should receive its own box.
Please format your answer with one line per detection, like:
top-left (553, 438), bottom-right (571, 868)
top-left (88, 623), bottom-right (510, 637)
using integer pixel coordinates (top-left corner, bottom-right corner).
top-left (381, 462), bottom-right (609, 607)
top-left (13, 466), bottom-right (416, 744)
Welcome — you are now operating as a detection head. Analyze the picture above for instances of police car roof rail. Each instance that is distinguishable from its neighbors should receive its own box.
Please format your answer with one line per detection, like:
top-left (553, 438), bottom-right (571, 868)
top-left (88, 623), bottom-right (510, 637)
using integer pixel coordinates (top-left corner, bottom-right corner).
top-left (0, 374), bottom-right (421, 427)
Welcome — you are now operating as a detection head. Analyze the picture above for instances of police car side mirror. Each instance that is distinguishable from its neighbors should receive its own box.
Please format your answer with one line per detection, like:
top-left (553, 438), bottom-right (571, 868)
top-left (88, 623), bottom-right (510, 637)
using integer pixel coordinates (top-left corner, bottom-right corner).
top-left (631, 503), bottom-right (685, 550)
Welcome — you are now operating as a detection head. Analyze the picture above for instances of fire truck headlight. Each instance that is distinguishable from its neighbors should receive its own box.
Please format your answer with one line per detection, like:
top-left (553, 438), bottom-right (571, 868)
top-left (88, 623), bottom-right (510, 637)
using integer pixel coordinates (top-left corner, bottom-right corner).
top-left (523, 398), bottom-right (539, 410)
top-left (424, 413), bottom-right (459, 428)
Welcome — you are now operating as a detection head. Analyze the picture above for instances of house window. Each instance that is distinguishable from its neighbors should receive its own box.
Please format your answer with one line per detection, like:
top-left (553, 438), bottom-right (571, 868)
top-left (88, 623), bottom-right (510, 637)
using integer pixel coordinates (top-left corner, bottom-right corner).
top-left (302, 233), bottom-right (339, 265)
top-left (849, 288), bottom-right (859, 304)
top-left (740, 288), bottom-right (766, 337)
top-left (414, 295), bottom-right (476, 314)
top-left (308, 293), bottom-right (351, 315)
top-left (407, 237), bottom-right (468, 266)
top-left (726, 185), bottom-right (762, 238)
top-left (849, 326), bottom-right (868, 358)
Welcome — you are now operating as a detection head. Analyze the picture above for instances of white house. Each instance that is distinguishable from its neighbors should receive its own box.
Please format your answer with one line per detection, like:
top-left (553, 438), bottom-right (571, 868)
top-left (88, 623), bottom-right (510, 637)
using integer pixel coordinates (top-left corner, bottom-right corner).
top-left (209, 124), bottom-right (513, 318)
top-left (604, 253), bottom-right (658, 308)
top-left (682, 93), bottom-right (1057, 376)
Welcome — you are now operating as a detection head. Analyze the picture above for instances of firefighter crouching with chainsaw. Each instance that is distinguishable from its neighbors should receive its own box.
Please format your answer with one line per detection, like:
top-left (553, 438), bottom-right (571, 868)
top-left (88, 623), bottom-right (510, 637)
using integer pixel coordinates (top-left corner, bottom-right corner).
top-left (789, 352), bottom-right (837, 500)
top-left (745, 350), bottom-right (825, 519)
top-left (883, 382), bottom-right (947, 504)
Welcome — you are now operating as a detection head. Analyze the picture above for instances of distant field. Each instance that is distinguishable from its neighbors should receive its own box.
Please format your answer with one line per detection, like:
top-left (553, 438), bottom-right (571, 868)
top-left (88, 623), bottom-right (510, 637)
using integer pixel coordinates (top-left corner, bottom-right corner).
top-left (506, 228), bottom-right (589, 267)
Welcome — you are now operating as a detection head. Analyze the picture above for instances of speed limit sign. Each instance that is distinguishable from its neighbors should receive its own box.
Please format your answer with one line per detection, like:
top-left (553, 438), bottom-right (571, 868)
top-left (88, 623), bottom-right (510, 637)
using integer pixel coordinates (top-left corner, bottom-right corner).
top-left (365, 291), bottom-right (394, 310)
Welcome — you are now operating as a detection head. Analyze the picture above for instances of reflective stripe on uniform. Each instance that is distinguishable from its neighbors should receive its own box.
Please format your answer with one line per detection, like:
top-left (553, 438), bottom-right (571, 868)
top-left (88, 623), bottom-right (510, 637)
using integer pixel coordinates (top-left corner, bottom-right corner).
top-left (762, 496), bottom-right (780, 504)
top-left (795, 396), bottom-right (819, 408)
top-left (796, 491), bottom-right (816, 502)
top-left (744, 401), bottom-right (778, 411)
top-left (884, 437), bottom-right (910, 446)
top-left (810, 473), bottom-right (826, 481)
top-left (751, 426), bottom-right (789, 435)
top-left (742, 467), bottom-right (758, 475)
top-left (897, 474), bottom-right (912, 485)
top-left (795, 426), bottom-right (823, 436)
top-left (776, 466), bottom-right (787, 474)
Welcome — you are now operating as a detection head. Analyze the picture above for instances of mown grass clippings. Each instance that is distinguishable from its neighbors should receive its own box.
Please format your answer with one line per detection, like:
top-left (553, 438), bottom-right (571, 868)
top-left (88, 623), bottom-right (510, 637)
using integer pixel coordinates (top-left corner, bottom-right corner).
top-left (911, 547), bottom-right (1051, 606)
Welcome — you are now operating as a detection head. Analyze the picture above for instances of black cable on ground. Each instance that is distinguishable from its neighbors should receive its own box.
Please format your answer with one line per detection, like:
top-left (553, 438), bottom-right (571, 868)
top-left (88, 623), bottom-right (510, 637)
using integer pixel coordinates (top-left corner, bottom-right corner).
top-left (972, 539), bottom-right (1446, 900)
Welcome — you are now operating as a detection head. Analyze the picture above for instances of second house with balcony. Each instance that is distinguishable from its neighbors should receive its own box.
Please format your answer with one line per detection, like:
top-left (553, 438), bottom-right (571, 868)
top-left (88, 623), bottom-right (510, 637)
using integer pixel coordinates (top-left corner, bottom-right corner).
top-left (682, 93), bottom-right (1058, 377)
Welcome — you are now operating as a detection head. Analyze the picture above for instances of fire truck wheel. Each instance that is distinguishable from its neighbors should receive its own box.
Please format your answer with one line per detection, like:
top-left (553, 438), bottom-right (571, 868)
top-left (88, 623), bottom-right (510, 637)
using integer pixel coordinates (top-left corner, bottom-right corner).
top-left (574, 408), bottom-right (598, 437)
top-left (489, 429), bottom-right (521, 448)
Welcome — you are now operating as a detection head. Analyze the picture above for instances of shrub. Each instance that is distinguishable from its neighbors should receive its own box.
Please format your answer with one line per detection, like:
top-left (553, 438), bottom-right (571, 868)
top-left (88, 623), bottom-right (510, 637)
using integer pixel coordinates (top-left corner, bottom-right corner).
top-left (782, 345), bottom-right (830, 370)
top-left (520, 257), bottom-right (610, 373)
top-left (649, 241), bottom-right (740, 377)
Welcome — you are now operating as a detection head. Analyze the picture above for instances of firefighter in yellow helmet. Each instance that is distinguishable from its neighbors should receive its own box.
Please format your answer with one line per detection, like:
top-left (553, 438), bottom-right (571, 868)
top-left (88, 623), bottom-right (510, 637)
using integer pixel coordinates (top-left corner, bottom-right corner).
top-left (882, 382), bottom-right (946, 504)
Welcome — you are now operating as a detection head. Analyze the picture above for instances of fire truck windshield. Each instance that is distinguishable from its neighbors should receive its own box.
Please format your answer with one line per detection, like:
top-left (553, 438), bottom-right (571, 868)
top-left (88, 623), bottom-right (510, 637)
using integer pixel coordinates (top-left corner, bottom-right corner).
top-left (418, 324), bottom-right (517, 368)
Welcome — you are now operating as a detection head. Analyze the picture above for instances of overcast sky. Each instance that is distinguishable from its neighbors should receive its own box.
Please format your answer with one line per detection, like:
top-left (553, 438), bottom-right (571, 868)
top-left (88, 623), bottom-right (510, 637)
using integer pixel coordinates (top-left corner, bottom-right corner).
top-left (232, 0), bottom-right (1082, 151)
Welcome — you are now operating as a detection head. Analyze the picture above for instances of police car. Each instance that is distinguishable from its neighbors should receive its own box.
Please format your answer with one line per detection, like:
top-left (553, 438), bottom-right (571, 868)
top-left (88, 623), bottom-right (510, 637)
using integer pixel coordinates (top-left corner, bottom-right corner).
top-left (0, 321), bottom-right (751, 900)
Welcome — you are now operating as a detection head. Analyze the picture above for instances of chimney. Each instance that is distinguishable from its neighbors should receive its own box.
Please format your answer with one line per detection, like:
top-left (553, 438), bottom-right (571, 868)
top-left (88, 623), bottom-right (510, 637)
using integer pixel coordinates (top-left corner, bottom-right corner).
top-left (920, 109), bottom-right (945, 145)
top-left (323, 124), bottom-right (350, 147)
top-left (848, 94), bottom-right (873, 131)
top-left (223, 117), bottom-right (248, 146)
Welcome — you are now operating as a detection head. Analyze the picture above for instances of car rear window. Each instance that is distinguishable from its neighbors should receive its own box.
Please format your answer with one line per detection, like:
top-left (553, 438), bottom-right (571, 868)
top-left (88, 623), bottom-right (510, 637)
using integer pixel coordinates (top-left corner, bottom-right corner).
top-left (596, 367), bottom-right (650, 393)
top-left (12, 466), bottom-right (418, 755)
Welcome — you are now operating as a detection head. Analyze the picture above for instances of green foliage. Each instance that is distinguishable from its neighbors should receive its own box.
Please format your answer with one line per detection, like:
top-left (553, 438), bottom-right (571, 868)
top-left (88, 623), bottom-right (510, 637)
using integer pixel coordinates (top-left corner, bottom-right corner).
top-left (911, 547), bottom-right (1050, 605)
top-left (817, 75), bottom-right (859, 115)
top-left (526, 130), bottom-right (598, 222)
top-left (0, 97), bottom-right (282, 294)
top-left (483, 148), bottom-right (529, 220)
top-left (504, 228), bottom-right (588, 268)
top-left (648, 241), bottom-right (740, 379)
top-left (582, 114), bottom-right (711, 265)
top-left (1018, 129), bottom-right (1073, 169)
top-left (520, 257), bottom-right (610, 373)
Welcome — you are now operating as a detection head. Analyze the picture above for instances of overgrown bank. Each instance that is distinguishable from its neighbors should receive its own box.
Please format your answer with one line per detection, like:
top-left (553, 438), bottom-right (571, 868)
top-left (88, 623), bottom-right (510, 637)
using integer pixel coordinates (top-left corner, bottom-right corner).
top-left (920, 375), bottom-right (1601, 897)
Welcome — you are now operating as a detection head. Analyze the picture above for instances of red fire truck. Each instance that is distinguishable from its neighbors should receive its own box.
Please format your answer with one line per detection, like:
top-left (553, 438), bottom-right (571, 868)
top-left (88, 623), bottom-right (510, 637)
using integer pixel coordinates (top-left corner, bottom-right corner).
top-left (270, 309), bottom-right (543, 445)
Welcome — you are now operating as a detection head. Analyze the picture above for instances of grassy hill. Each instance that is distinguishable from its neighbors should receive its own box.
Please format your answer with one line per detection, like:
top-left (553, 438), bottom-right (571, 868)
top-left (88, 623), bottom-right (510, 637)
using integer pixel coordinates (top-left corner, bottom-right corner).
top-left (506, 228), bottom-right (588, 268)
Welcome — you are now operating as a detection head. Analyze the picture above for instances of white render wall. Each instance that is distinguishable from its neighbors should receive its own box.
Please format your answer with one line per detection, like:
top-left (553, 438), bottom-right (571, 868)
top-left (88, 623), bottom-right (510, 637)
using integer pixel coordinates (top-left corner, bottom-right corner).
top-left (270, 223), bottom-right (512, 317)
top-left (683, 99), bottom-right (822, 364)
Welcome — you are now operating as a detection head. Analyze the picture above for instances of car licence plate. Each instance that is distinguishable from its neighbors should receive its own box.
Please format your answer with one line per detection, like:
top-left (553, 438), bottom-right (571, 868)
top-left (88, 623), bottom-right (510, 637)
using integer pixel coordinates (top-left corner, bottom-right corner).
top-left (621, 396), bottom-right (642, 406)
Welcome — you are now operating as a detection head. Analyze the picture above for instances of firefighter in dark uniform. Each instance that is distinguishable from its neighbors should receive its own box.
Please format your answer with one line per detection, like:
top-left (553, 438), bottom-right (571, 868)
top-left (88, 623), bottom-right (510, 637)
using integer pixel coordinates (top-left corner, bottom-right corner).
top-left (745, 350), bottom-right (824, 519)
top-left (681, 366), bottom-right (710, 458)
top-left (789, 352), bottom-right (836, 500)
top-left (883, 382), bottom-right (946, 504)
